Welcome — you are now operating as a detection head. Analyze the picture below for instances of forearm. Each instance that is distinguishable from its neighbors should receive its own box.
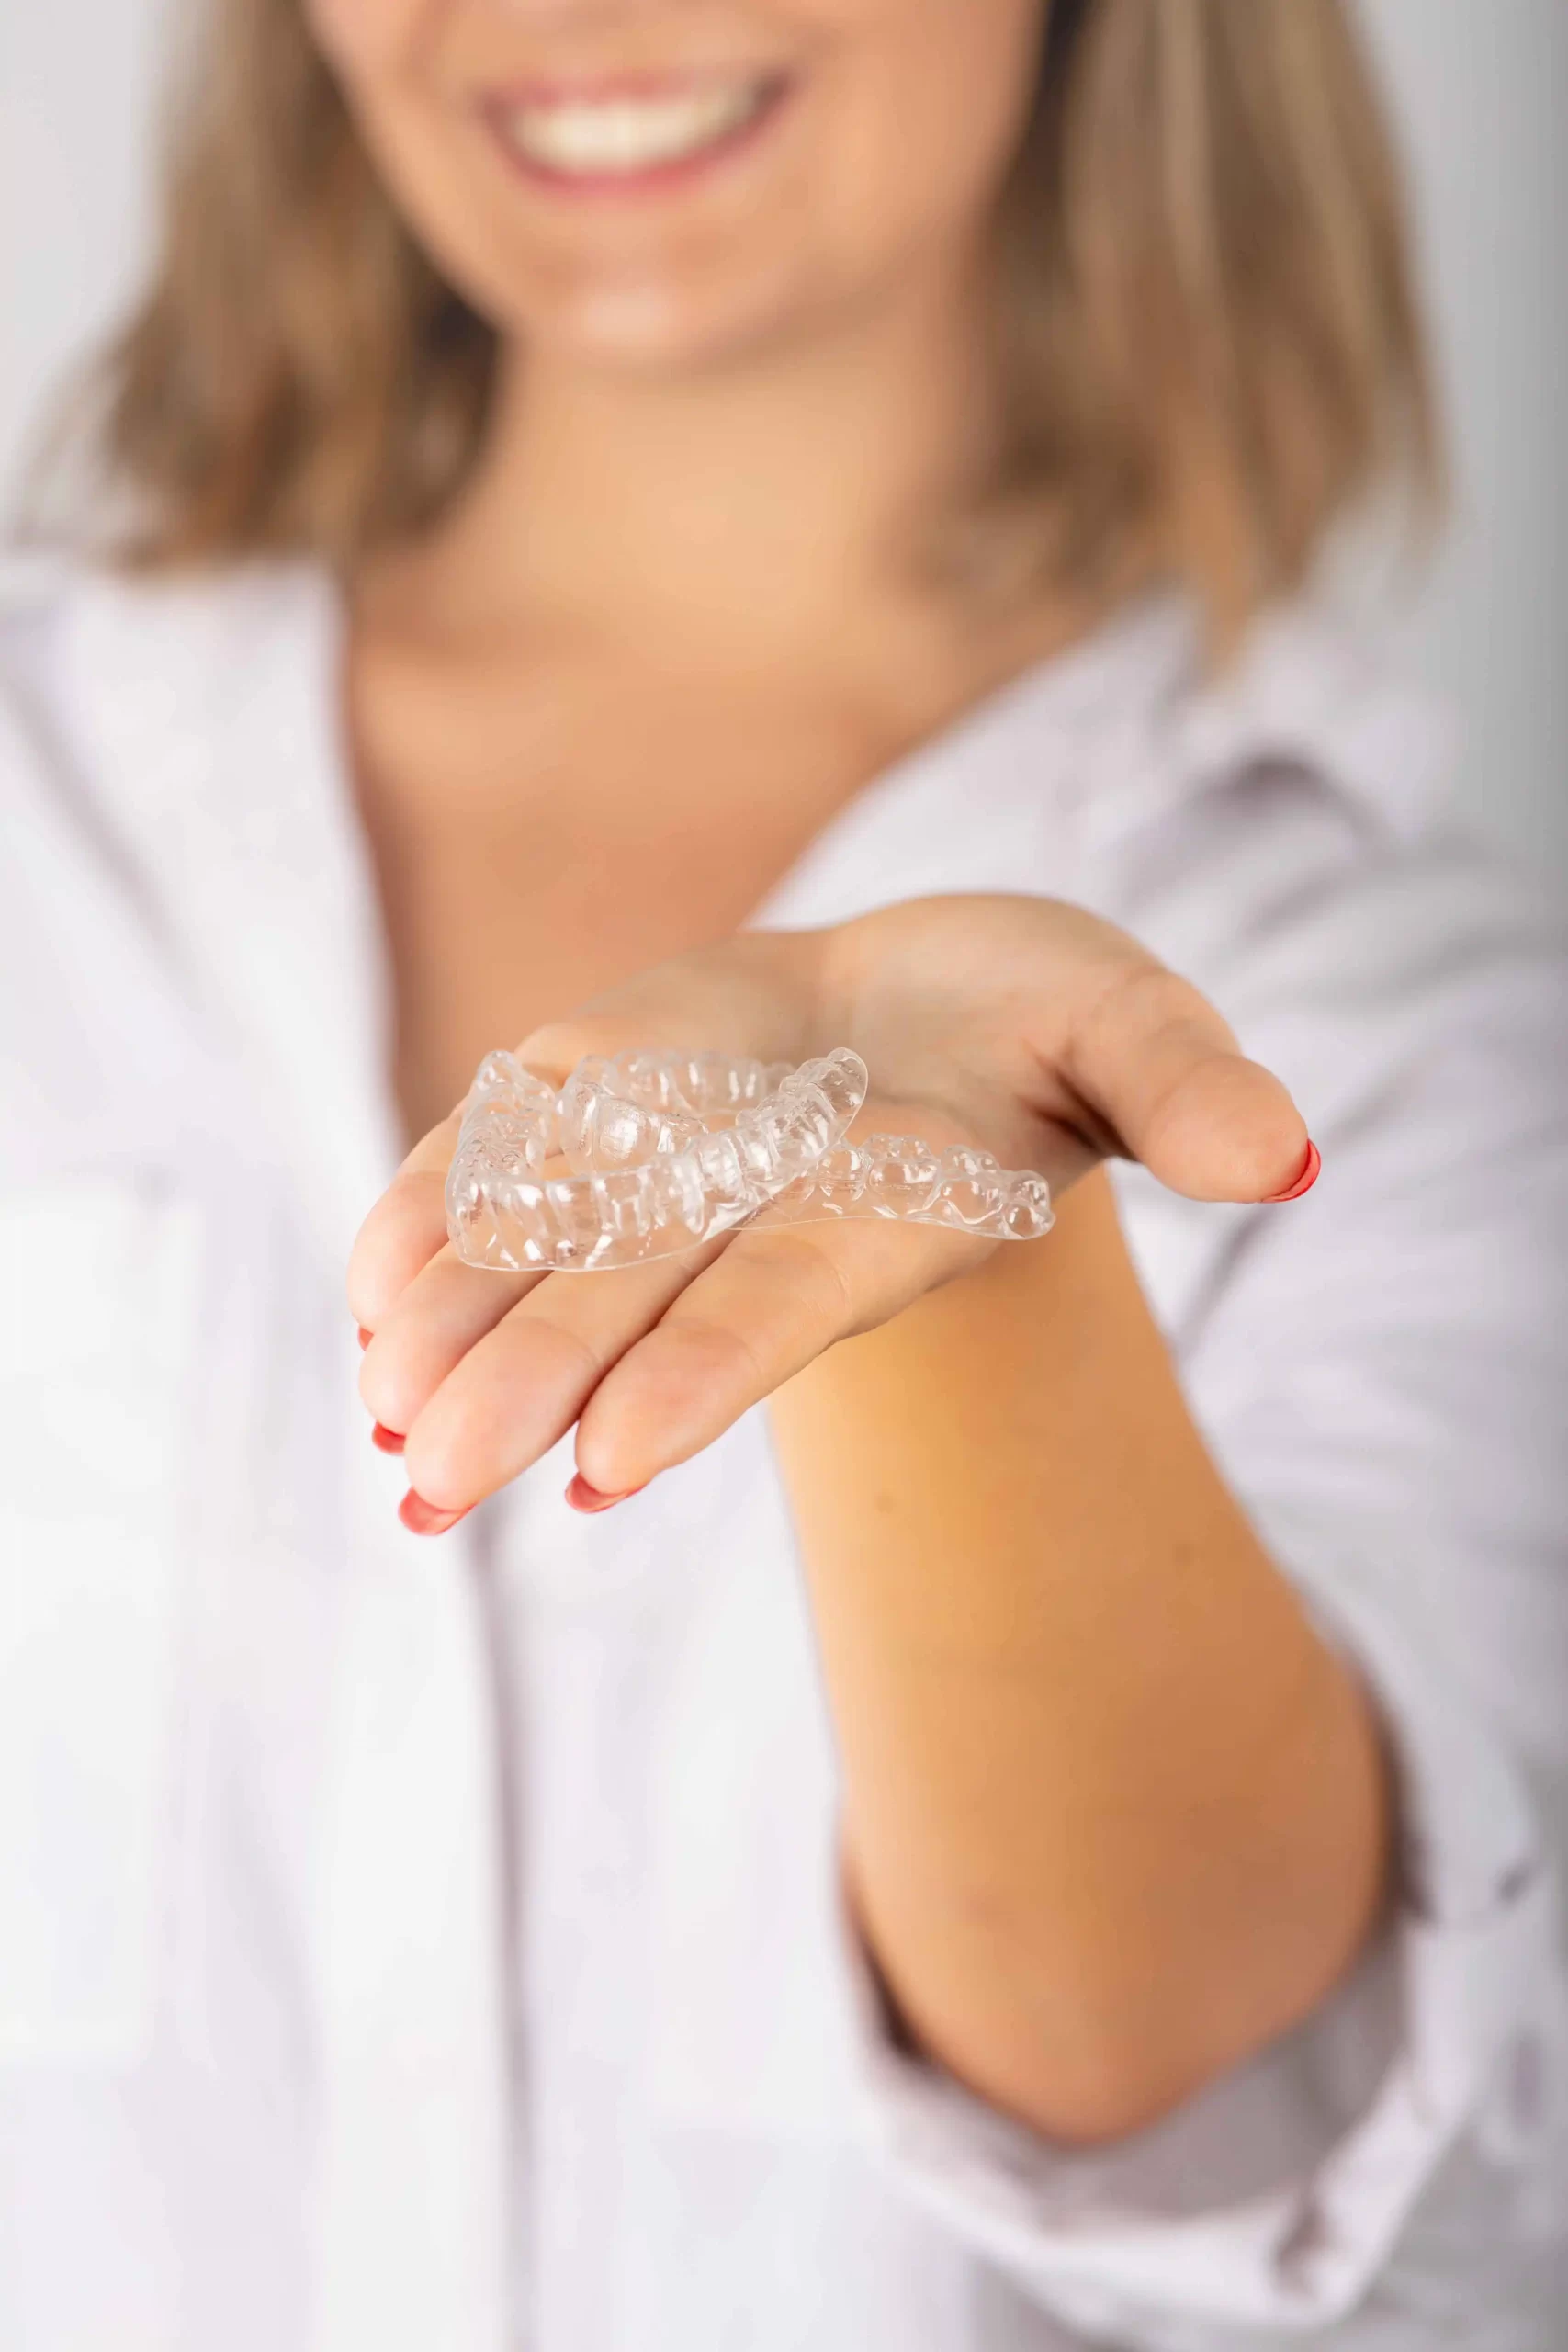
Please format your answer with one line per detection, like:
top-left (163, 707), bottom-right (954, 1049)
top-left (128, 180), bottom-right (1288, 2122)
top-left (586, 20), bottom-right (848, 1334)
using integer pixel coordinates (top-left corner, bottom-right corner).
top-left (769, 1170), bottom-right (1390, 2143)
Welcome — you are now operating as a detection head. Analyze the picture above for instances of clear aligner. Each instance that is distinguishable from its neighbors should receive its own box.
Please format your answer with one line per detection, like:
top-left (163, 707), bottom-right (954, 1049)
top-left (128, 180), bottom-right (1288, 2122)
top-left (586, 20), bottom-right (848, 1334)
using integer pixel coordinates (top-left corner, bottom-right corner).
top-left (764, 1138), bottom-right (1055, 1244)
top-left (446, 1047), bottom-right (1053, 1273)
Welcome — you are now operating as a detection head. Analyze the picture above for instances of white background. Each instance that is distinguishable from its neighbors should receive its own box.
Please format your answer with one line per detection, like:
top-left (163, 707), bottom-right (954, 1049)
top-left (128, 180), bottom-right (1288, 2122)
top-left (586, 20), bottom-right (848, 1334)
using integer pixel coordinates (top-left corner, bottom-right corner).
top-left (2, 0), bottom-right (1564, 892)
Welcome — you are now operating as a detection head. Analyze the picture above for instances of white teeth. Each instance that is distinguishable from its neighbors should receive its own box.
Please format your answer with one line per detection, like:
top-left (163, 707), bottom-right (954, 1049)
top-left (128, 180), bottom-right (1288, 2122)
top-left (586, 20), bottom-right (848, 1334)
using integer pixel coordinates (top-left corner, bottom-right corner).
top-left (499, 82), bottom-right (768, 176)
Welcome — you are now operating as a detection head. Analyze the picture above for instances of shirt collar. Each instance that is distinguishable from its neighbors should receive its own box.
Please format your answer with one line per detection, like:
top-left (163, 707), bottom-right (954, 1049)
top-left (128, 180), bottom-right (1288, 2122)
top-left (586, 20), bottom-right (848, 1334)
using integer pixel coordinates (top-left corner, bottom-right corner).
top-left (56, 562), bottom-right (1446, 1253)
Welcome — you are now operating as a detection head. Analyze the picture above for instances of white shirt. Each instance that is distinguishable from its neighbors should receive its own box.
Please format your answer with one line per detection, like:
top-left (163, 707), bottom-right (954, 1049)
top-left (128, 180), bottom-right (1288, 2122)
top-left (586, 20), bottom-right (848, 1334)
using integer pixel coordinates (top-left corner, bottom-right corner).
top-left (0, 560), bottom-right (1564, 2351)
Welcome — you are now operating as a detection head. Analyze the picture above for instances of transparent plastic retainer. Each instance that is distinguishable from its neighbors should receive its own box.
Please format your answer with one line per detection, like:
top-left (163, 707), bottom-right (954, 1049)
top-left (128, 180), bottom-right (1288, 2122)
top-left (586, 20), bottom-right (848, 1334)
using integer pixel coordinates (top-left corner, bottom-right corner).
top-left (446, 1046), bottom-right (1055, 1273)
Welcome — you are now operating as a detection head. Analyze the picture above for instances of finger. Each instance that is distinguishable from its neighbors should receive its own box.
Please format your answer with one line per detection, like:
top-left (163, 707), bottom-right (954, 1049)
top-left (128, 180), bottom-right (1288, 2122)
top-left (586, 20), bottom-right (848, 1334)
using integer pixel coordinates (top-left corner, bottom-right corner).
top-left (358, 1244), bottom-right (544, 1439)
top-left (574, 1218), bottom-right (985, 1495)
top-left (401, 1238), bottom-right (726, 1513)
top-left (1062, 959), bottom-right (1308, 1203)
top-left (347, 1107), bottom-right (463, 1331)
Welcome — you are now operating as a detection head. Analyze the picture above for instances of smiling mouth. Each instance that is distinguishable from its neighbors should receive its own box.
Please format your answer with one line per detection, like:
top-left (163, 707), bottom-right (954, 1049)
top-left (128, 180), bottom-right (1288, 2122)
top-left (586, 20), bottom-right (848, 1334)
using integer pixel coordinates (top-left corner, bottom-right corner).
top-left (482, 73), bottom-right (791, 191)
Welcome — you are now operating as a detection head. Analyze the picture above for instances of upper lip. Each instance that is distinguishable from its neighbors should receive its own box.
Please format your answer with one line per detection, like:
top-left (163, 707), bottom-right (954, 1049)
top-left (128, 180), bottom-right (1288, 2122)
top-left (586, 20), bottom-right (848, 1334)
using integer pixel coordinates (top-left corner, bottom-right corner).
top-left (480, 69), bottom-right (788, 108)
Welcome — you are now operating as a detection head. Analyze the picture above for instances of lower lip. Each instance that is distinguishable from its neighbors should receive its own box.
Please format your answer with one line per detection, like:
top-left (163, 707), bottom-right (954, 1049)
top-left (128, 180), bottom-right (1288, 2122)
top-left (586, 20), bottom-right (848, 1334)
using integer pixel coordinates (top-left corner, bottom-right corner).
top-left (480, 80), bottom-right (793, 202)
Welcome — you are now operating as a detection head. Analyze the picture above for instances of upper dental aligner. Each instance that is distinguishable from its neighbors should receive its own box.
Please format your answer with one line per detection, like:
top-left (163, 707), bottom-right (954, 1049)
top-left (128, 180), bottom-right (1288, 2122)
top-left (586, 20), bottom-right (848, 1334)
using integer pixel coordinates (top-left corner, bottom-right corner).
top-left (446, 1046), bottom-right (870, 1272)
top-left (446, 1046), bottom-right (1053, 1272)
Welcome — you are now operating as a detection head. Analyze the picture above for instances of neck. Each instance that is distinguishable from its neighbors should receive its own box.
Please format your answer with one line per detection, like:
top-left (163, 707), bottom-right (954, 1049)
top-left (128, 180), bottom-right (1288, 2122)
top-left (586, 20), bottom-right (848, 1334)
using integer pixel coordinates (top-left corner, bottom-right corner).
top-left (406, 243), bottom-right (1004, 666)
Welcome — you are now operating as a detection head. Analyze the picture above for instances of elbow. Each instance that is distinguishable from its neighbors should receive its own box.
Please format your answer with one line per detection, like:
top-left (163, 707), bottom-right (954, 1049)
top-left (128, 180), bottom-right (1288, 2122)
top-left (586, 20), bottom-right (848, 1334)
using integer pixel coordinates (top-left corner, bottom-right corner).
top-left (861, 1888), bottom-right (1387, 2152)
top-left (903, 1985), bottom-right (1236, 2149)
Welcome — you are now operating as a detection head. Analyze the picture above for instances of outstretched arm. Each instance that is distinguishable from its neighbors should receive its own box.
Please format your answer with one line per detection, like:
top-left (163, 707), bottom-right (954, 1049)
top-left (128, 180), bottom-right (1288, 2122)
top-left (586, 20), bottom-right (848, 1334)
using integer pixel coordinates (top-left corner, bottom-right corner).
top-left (349, 894), bottom-right (1387, 2143)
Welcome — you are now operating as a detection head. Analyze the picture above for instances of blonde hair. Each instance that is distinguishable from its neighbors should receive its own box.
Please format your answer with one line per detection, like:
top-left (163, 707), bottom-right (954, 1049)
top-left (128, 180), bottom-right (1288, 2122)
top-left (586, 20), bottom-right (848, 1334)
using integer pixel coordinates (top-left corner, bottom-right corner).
top-left (65, 0), bottom-right (1437, 633)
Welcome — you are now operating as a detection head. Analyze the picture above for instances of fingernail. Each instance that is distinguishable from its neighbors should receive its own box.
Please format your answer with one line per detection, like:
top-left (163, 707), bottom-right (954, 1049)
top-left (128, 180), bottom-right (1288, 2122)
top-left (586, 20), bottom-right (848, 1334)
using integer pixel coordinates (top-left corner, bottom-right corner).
top-left (357, 1327), bottom-right (373, 1351)
top-left (1264, 1140), bottom-right (1321, 1204)
top-left (399, 1488), bottom-right (472, 1538)
top-left (371, 1422), bottom-right (405, 1455)
top-left (565, 1473), bottom-right (648, 1516)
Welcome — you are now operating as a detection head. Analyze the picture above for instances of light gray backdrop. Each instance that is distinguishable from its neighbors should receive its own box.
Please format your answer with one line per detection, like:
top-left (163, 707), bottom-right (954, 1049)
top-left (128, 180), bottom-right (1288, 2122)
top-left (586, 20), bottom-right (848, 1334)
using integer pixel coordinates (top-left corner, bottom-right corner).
top-left (3, 0), bottom-right (1564, 889)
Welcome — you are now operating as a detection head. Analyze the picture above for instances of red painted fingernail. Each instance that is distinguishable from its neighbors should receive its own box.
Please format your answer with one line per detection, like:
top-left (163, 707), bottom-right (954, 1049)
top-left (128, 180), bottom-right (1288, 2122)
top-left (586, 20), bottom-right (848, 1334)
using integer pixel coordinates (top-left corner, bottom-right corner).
top-left (399, 1488), bottom-right (472, 1538)
top-left (565, 1474), bottom-right (648, 1516)
top-left (371, 1422), bottom-right (405, 1455)
top-left (357, 1327), bottom-right (373, 1351)
top-left (1263, 1140), bottom-right (1321, 1204)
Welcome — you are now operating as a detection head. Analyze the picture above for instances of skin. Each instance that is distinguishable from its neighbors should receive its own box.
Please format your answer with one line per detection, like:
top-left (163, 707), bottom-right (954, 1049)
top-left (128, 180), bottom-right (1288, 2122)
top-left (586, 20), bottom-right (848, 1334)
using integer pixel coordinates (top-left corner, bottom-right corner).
top-left (335, 0), bottom-right (1389, 2141)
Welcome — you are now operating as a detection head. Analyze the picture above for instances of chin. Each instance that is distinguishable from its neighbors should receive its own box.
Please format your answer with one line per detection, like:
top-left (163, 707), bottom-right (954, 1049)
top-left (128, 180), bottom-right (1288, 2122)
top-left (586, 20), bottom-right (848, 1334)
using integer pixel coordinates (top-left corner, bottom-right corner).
top-left (510, 255), bottom-right (826, 377)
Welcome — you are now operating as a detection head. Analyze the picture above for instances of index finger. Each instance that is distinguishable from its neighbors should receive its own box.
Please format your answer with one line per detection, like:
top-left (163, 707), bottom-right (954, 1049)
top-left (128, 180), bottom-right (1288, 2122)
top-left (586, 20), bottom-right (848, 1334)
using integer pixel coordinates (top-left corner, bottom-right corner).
top-left (347, 1105), bottom-right (464, 1331)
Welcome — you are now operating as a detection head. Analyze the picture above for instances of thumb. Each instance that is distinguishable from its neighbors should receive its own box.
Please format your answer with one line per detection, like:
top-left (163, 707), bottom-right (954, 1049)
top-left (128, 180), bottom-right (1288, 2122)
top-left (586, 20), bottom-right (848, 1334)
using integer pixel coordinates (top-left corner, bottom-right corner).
top-left (1060, 959), bottom-right (1313, 1204)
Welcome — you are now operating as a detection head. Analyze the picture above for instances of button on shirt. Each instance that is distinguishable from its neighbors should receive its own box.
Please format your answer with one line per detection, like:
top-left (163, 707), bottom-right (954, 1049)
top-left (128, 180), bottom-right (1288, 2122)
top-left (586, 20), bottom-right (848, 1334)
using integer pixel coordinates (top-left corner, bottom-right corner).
top-left (0, 562), bottom-right (1564, 2350)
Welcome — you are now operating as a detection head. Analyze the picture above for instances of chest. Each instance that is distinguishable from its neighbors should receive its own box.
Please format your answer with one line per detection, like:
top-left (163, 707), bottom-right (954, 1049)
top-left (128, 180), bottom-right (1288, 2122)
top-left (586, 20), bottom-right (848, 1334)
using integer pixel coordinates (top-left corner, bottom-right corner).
top-left (347, 649), bottom-right (901, 1136)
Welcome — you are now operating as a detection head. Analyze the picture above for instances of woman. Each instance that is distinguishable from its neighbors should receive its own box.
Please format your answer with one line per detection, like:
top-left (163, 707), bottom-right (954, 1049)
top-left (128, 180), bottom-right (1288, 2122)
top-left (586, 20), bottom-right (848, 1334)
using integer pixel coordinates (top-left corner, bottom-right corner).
top-left (2, 0), bottom-right (1564, 2344)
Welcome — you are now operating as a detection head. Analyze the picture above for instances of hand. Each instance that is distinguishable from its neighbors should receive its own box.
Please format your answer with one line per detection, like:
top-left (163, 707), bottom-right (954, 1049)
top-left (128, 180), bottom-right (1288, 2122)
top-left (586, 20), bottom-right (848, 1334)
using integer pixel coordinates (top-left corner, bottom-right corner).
top-left (347, 895), bottom-right (1313, 1532)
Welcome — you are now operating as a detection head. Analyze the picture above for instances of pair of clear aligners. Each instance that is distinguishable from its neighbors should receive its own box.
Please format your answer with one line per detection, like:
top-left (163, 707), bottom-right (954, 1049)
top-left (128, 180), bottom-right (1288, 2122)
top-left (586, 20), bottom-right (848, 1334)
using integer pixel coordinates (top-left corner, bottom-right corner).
top-left (446, 1046), bottom-right (1055, 1273)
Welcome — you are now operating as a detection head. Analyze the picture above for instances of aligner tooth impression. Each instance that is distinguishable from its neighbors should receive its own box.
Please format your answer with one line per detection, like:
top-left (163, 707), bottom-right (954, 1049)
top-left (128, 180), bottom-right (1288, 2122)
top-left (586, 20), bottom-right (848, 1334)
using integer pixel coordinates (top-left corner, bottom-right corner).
top-left (446, 1046), bottom-right (1055, 1273)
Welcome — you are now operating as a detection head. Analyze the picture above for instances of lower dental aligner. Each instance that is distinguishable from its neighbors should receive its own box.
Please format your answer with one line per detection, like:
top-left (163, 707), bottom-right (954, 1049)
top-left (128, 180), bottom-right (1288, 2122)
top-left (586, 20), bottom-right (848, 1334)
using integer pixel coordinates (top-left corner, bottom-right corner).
top-left (446, 1046), bottom-right (1054, 1273)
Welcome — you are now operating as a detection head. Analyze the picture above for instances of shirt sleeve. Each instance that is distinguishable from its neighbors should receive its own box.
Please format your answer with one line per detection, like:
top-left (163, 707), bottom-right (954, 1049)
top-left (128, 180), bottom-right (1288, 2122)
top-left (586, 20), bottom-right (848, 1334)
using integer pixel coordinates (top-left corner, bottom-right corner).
top-left (830, 765), bottom-right (1568, 2345)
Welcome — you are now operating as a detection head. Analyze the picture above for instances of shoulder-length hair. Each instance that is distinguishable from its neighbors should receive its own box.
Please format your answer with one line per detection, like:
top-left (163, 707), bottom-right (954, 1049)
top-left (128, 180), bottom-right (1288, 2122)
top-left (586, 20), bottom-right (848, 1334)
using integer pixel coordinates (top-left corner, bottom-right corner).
top-left (63, 0), bottom-right (1438, 636)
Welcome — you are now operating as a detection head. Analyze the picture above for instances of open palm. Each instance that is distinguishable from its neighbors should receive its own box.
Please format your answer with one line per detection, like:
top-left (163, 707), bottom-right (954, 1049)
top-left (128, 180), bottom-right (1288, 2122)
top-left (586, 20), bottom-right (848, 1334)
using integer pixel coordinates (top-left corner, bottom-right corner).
top-left (348, 895), bottom-right (1311, 1532)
